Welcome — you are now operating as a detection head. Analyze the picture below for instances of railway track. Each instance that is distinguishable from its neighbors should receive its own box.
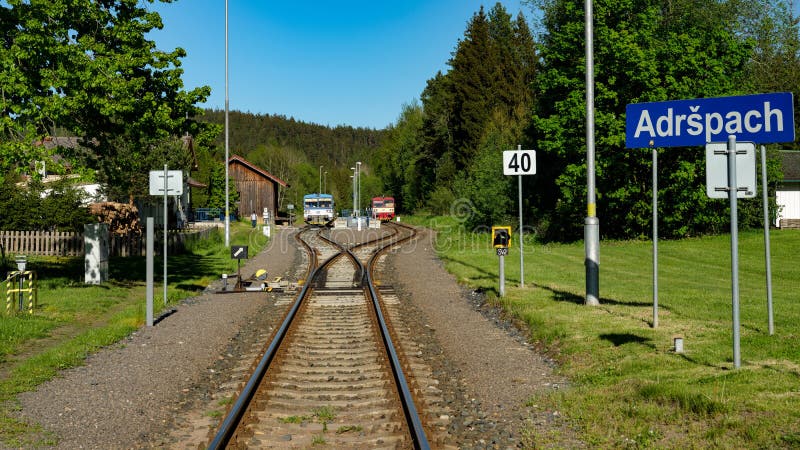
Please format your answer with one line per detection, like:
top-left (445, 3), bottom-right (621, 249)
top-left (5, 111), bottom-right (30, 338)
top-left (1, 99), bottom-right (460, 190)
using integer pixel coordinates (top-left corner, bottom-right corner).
top-left (207, 223), bottom-right (443, 449)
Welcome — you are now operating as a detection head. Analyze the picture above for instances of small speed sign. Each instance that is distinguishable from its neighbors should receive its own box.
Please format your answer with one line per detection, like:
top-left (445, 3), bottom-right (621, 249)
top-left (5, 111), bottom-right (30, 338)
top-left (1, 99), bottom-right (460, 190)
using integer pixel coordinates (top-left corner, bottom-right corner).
top-left (503, 149), bottom-right (536, 176)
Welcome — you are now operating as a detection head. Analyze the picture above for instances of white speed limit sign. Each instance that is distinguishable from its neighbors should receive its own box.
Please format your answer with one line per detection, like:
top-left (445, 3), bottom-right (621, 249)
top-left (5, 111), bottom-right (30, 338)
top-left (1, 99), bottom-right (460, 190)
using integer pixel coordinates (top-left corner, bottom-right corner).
top-left (502, 149), bottom-right (536, 176)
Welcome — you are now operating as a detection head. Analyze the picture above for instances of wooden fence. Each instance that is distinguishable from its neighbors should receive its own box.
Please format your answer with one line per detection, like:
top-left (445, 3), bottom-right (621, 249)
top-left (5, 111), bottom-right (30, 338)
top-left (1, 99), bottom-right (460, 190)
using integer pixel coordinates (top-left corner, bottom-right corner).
top-left (0, 227), bottom-right (219, 258)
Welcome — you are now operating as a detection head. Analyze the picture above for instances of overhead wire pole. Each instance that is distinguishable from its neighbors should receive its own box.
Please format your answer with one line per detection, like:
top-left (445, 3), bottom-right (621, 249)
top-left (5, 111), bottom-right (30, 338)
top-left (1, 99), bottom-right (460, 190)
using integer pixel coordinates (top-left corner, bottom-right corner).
top-left (357, 161), bottom-right (362, 215)
top-left (517, 145), bottom-right (524, 288)
top-left (351, 167), bottom-right (356, 216)
top-left (224, 0), bottom-right (230, 247)
top-left (584, 0), bottom-right (600, 305)
top-left (760, 145), bottom-right (774, 335)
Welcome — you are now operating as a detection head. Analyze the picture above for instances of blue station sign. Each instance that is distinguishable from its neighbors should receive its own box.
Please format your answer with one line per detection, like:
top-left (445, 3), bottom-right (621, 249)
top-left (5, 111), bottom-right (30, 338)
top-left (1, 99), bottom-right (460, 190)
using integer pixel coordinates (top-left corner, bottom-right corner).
top-left (626, 92), bottom-right (795, 148)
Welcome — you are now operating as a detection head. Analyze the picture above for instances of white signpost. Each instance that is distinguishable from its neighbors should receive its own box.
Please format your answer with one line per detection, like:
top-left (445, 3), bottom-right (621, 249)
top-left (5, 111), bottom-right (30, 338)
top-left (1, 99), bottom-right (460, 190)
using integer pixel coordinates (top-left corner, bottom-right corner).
top-left (705, 138), bottom-right (757, 368)
top-left (503, 146), bottom-right (536, 288)
top-left (149, 166), bottom-right (183, 307)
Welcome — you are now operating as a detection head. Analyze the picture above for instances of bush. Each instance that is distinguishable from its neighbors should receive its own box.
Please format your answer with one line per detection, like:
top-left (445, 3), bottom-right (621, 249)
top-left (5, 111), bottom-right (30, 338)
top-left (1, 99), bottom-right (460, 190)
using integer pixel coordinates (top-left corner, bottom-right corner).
top-left (0, 176), bottom-right (92, 232)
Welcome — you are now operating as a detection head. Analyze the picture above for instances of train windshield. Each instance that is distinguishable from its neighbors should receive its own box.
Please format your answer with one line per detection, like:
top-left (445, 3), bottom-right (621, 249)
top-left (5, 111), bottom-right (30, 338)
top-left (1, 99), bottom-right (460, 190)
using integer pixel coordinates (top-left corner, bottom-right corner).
top-left (372, 199), bottom-right (383, 208)
top-left (384, 199), bottom-right (394, 208)
top-left (305, 197), bottom-right (332, 209)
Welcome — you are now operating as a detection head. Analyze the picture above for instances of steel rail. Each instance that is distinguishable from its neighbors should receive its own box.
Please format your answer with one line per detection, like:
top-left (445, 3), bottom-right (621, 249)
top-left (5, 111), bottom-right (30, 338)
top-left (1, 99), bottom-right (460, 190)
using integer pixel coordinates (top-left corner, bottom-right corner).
top-left (363, 223), bottom-right (429, 449)
top-left (331, 222), bottom-right (429, 448)
top-left (208, 227), bottom-right (329, 449)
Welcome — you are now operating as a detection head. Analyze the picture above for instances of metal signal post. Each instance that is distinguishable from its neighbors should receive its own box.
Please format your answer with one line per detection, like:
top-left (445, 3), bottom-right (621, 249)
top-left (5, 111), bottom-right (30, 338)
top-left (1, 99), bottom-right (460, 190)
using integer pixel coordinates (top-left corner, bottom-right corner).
top-left (492, 226), bottom-right (512, 297)
top-left (503, 146), bottom-right (536, 289)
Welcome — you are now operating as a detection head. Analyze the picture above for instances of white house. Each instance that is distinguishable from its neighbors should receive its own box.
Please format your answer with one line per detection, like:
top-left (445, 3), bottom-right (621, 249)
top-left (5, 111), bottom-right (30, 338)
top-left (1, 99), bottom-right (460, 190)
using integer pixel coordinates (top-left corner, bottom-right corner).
top-left (776, 151), bottom-right (800, 228)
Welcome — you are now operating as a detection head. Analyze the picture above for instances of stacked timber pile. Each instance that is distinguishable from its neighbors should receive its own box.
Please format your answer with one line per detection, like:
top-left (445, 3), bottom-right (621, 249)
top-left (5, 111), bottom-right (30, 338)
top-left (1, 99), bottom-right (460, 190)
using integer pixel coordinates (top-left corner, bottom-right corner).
top-left (89, 202), bottom-right (141, 235)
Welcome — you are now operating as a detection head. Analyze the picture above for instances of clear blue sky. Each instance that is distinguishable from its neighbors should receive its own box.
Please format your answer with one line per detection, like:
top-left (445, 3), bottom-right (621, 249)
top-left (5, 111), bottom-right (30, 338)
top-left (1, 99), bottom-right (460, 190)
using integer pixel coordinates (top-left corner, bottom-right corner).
top-left (148, 1), bottom-right (532, 130)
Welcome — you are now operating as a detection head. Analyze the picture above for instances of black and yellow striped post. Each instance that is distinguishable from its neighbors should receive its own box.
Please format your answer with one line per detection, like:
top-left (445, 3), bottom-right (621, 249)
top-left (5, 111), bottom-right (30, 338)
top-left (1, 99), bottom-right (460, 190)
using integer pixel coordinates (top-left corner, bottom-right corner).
top-left (4, 271), bottom-right (37, 315)
top-left (25, 272), bottom-right (37, 314)
top-left (5, 275), bottom-right (12, 316)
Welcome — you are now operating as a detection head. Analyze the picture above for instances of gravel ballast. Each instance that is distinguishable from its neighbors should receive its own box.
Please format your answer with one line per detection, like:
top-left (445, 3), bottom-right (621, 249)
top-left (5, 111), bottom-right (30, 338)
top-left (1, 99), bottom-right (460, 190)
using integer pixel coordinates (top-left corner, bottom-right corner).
top-left (8, 225), bottom-right (581, 448)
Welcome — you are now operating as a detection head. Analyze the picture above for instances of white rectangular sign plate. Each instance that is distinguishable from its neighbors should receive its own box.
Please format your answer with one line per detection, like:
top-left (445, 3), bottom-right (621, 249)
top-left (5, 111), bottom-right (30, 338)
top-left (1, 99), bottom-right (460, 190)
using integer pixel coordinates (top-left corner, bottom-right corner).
top-left (503, 150), bottom-right (536, 176)
top-left (705, 142), bottom-right (756, 199)
top-left (149, 170), bottom-right (183, 195)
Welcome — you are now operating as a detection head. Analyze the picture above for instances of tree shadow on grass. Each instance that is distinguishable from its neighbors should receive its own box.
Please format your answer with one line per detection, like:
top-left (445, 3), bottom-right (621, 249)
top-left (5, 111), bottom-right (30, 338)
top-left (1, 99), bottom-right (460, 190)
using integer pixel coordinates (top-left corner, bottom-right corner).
top-left (106, 253), bottom-right (228, 287)
top-left (20, 252), bottom-right (229, 294)
top-left (600, 332), bottom-right (654, 349)
top-left (544, 284), bottom-right (661, 310)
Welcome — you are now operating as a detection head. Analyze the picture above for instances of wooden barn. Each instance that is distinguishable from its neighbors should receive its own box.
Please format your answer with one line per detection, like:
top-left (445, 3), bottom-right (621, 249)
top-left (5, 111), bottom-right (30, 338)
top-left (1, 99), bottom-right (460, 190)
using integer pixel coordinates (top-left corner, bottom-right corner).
top-left (228, 155), bottom-right (288, 223)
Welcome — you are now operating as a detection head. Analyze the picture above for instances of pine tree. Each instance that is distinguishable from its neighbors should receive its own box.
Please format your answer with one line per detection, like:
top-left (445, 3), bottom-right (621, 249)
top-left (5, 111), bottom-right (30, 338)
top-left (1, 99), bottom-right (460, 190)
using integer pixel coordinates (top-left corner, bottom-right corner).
top-left (448, 6), bottom-right (497, 168)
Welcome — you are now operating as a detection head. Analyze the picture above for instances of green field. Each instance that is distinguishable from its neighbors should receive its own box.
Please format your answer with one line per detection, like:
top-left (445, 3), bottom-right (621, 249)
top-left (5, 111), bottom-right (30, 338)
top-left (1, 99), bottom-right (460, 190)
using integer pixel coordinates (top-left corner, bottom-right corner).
top-left (407, 215), bottom-right (800, 448)
top-left (0, 222), bottom-right (268, 447)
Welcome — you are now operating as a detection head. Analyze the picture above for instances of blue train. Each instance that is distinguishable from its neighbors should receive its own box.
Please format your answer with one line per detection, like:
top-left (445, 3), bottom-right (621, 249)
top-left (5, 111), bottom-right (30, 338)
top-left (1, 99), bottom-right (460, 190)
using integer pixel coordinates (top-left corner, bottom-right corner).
top-left (303, 193), bottom-right (335, 225)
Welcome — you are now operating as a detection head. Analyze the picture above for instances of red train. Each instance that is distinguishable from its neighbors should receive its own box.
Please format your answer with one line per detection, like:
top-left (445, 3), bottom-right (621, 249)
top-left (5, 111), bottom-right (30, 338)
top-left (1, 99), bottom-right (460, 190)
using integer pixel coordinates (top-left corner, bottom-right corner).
top-left (371, 196), bottom-right (395, 222)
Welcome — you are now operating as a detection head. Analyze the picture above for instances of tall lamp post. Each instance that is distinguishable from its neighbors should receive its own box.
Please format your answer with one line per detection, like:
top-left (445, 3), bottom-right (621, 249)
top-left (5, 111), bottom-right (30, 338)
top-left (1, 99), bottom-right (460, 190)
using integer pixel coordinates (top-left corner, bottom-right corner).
top-left (324, 171), bottom-right (327, 193)
top-left (350, 168), bottom-right (356, 216)
top-left (319, 165), bottom-right (323, 194)
top-left (584, 0), bottom-right (600, 305)
top-left (224, 0), bottom-right (230, 247)
top-left (356, 161), bottom-right (361, 216)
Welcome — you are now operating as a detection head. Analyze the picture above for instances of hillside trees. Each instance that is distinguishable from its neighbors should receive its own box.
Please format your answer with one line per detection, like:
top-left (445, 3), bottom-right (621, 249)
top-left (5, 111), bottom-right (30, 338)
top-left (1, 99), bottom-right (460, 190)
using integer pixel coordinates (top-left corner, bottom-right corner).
top-left (199, 110), bottom-right (385, 167)
top-left (0, 0), bottom-right (212, 202)
top-left (372, 0), bottom-right (799, 239)
top-left (197, 110), bottom-right (386, 212)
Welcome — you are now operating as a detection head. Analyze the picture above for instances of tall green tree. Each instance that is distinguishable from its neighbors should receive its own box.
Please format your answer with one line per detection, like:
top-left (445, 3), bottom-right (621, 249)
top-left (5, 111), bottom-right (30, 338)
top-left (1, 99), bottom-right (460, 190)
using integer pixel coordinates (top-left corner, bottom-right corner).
top-left (737, 0), bottom-right (800, 141)
top-left (449, 6), bottom-right (497, 168)
top-left (420, 71), bottom-right (456, 188)
top-left (530, 0), bottom-right (755, 240)
top-left (374, 102), bottom-right (426, 211)
top-left (0, 0), bottom-right (212, 199)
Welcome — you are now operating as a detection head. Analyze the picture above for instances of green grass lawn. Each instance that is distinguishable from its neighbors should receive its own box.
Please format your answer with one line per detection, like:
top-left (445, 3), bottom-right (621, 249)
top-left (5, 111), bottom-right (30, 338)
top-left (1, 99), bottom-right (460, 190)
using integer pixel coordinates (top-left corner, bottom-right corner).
top-left (0, 221), bottom-right (269, 447)
top-left (406, 215), bottom-right (800, 448)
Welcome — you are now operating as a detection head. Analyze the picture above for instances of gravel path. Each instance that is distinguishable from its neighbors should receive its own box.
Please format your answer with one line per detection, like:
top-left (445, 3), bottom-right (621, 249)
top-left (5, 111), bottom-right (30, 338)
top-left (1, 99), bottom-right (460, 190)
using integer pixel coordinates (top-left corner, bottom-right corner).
top-left (387, 227), bottom-right (583, 448)
top-left (8, 224), bottom-right (582, 449)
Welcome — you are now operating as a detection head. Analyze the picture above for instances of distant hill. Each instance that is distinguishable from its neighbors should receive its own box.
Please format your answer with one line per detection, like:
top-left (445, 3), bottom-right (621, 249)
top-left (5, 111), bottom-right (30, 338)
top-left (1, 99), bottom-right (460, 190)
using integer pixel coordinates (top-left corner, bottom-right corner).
top-left (199, 109), bottom-right (387, 166)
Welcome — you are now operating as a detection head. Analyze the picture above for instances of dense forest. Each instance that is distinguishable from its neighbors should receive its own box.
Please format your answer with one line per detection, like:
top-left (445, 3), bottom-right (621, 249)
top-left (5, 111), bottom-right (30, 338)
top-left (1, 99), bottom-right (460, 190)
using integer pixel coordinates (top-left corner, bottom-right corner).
top-left (192, 110), bottom-right (387, 214)
top-left (3, 0), bottom-right (799, 239)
